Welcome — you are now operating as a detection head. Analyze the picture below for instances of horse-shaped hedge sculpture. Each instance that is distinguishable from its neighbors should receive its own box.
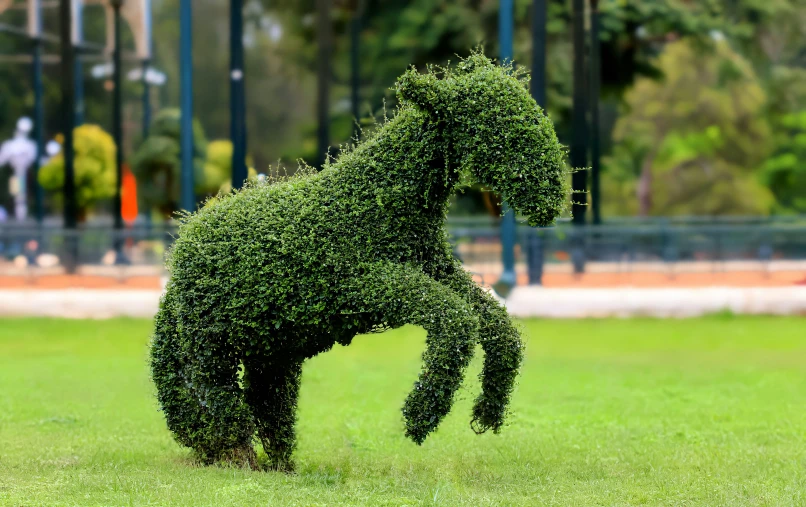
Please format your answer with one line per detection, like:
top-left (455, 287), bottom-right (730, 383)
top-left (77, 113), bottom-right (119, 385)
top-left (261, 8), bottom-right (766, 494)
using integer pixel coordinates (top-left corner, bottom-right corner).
top-left (150, 52), bottom-right (569, 472)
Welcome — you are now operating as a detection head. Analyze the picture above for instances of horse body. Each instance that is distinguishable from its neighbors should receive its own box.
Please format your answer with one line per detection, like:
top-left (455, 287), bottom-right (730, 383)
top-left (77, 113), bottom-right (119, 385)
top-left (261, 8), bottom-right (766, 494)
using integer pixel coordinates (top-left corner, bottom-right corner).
top-left (151, 53), bottom-right (568, 471)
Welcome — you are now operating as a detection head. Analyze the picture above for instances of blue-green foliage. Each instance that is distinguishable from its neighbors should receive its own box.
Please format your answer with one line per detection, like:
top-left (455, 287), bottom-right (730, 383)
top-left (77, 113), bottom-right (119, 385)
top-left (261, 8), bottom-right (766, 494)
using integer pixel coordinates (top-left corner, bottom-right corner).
top-left (150, 51), bottom-right (569, 472)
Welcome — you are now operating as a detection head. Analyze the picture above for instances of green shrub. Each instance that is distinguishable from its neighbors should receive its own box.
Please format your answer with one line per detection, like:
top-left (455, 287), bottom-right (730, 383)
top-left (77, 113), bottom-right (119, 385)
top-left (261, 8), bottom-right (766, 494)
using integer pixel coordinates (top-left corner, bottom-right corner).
top-left (38, 125), bottom-right (116, 218)
top-left (150, 51), bottom-right (569, 472)
top-left (130, 108), bottom-right (208, 217)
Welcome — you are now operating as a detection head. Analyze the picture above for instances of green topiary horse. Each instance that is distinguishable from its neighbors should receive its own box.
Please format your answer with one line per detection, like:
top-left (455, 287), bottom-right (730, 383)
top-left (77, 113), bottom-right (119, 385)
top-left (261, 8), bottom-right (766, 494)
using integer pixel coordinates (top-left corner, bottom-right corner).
top-left (150, 52), bottom-right (568, 472)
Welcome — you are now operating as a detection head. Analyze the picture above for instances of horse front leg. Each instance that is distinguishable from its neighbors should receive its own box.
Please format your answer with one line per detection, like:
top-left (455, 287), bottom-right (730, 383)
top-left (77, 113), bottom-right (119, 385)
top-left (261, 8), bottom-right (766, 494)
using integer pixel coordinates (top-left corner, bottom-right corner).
top-left (433, 261), bottom-right (525, 435)
top-left (348, 262), bottom-right (480, 444)
top-left (243, 357), bottom-right (302, 472)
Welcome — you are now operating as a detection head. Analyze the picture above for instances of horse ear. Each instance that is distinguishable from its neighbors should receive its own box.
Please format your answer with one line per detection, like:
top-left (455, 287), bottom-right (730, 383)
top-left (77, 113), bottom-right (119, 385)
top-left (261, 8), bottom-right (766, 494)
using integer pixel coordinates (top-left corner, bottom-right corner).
top-left (395, 69), bottom-right (445, 113)
top-left (456, 52), bottom-right (495, 75)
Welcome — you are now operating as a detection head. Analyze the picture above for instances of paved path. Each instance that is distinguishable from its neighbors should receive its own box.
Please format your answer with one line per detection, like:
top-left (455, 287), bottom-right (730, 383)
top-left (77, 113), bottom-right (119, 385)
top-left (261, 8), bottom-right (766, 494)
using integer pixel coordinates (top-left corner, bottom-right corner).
top-left (501, 286), bottom-right (806, 318)
top-left (2, 286), bottom-right (805, 319)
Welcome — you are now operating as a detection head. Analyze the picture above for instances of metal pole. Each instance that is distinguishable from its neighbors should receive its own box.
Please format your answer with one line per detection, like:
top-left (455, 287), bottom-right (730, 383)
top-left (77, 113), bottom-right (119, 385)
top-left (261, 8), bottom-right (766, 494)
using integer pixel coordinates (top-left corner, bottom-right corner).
top-left (230, 0), bottom-right (247, 190)
top-left (498, 0), bottom-right (517, 292)
top-left (32, 37), bottom-right (45, 223)
top-left (142, 59), bottom-right (151, 139)
top-left (530, 0), bottom-right (546, 108)
top-left (179, 0), bottom-right (195, 211)
top-left (60, 0), bottom-right (77, 272)
top-left (590, 0), bottom-right (602, 225)
top-left (73, 0), bottom-right (84, 125)
top-left (316, 0), bottom-right (332, 169)
top-left (111, 0), bottom-right (125, 261)
top-left (528, 0), bottom-right (547, 285)
top-left (571, 0), bottom-right (588, 225)
top-left (350, 1), bottom-right (362, 139)
top-left (569, 0), bottom-right (588, 274)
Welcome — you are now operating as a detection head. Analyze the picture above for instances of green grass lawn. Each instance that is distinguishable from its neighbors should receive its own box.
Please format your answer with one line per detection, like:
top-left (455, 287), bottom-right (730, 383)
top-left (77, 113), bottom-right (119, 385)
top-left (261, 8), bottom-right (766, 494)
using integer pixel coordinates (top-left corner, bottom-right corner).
top-left (1, 316), bottom-right (804, 506)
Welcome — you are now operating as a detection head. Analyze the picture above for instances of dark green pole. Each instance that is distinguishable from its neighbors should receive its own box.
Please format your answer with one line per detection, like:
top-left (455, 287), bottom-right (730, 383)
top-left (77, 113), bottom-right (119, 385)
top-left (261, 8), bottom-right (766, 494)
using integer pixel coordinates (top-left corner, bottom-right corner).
top-left (569, 0), bottom-right (588, 274)
top-left (316, 0), bottom-right (332, 169)
top-left (180, 0), bottom-right (195, 211)
top-left (350, 0), bottom-right (364, 139)
top-left (499, 0), bottom-right (513, 66)
top-left (590, 0), bottom-right (601, 225)
top-left (497, 0), bottom-right (517, 293)
top-left (570, 0), bottom-right (588, 225)
top-left (74, 1), bottom-right (84, 125)
top-left (32, 36), bottom-right (45, 223)
top-left (349, 9), bottom-right (359, 136)
top-left (528, 0), bottom-right (546, 285)
top-left (230, 0), bottom-right (247, 190)
top-left (60, 0), bottom-right (77, 271)
top-left (530, 0), bottom-right (546, 108)
top-left (111, 0), bottom-right (124, 260)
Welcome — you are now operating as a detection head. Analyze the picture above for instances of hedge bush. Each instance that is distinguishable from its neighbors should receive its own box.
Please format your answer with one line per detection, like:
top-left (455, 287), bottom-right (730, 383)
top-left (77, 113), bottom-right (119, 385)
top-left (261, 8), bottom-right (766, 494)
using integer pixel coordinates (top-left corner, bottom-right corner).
top-left (38, 125), bottom-right (116, 218)
top-left (150, 51), bottom-right (569, 472)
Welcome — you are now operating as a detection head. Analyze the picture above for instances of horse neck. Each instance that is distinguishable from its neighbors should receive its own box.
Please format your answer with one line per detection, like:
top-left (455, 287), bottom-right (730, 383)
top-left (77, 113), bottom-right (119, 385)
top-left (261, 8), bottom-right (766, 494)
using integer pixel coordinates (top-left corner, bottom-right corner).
top-left (332, 109), bottom-right (456, 215)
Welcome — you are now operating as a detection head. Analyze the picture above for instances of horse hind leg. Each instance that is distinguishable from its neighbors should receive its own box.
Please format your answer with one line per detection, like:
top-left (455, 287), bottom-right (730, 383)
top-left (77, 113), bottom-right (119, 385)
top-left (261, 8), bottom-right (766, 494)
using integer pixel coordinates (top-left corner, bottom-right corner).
top-left (150, 285), bottom-right (257, 467)
top-left (243, 357), bottom-right (302, 472)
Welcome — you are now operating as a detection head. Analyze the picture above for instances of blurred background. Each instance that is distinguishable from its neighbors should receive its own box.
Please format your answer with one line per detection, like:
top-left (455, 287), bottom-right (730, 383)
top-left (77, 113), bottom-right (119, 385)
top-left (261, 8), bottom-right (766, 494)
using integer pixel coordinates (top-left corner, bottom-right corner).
top-left (1, 0), bottom-right (806, 292)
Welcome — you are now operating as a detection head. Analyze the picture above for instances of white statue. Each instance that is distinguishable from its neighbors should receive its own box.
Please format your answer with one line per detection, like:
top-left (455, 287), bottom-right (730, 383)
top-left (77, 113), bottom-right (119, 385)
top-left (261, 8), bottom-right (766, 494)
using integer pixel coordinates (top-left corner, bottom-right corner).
top-left (0, 117), bottom-right (38, 221)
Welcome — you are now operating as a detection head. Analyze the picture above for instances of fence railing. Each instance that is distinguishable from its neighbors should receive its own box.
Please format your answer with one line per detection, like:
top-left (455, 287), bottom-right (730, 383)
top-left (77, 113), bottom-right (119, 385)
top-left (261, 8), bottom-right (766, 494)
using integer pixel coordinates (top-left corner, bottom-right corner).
top-left (2, 218), bottom-right (806, 285)
top-left (450, 221), bottom-right (806, 285)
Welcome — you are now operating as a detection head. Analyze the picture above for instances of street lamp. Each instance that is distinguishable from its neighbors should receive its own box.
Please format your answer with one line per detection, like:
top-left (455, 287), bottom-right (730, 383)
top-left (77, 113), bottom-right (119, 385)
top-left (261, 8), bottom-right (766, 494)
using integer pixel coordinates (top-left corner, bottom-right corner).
top-left (126, 64), bottom-right (166, 139)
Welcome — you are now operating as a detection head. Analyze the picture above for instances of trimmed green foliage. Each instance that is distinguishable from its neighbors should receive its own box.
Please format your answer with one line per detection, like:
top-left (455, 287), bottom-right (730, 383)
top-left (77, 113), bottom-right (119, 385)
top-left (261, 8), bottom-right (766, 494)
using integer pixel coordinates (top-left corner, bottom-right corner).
top-left (150, 52), bottom-right (568, 472)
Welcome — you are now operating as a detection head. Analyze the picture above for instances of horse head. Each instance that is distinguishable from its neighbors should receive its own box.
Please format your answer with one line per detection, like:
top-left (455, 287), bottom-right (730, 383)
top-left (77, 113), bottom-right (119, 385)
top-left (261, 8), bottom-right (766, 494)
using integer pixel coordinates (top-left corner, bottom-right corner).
top-left (396, 52), bottom-right (569, 226)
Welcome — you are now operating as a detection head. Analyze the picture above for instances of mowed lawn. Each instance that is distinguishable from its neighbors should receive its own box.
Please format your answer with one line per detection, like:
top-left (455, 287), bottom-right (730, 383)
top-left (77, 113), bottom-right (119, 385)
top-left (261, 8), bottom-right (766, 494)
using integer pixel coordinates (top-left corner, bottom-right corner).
top-left (1, 316), bottom-right (804, 506)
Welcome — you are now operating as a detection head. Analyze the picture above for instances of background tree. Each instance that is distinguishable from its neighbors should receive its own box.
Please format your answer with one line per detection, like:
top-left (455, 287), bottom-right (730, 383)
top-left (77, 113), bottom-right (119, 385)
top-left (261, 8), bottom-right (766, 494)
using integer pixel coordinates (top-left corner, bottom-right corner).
top-left (38, 125), bottom-right (116, 220)
top-left (6, 0), bottom-right (806, 217)
top-left (201, 139), bottom-right (257, 195)
top-left (150, 0), bottom-right (314, 169)
top-left (761, 111), bottom-right (806, 213)
top-left (605, 40), bottom-right (774, 216)
top-left (130, 108), bottom-right (207, 218)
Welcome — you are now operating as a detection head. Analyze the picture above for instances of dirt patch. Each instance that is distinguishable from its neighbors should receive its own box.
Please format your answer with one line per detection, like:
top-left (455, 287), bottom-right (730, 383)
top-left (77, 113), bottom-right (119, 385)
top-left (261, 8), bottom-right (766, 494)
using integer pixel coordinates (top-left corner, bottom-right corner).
top-left (0, 269), bottom-right (803, 290)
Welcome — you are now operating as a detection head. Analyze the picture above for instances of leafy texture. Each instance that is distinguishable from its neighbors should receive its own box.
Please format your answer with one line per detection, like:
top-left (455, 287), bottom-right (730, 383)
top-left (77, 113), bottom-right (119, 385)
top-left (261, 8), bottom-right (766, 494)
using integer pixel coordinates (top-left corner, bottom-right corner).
top-left (762, 111), bottom-right (806, 213)
top-left (604, 40), bottom-right (774, 216)
top-left (150, 52), bottom-right (568, 472)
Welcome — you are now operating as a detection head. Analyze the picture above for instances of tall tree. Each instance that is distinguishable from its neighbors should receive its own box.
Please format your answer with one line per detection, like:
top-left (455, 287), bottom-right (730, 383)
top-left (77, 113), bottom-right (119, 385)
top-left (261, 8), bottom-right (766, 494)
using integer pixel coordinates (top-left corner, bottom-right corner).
top-left (606, 40), bottom-right (774, 216)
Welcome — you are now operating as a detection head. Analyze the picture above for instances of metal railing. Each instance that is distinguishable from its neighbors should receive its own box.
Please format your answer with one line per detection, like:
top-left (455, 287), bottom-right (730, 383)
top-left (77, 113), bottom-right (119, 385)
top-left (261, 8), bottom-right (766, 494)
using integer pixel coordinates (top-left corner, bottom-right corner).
top-left (2, 217), bottom-right (806, 284)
